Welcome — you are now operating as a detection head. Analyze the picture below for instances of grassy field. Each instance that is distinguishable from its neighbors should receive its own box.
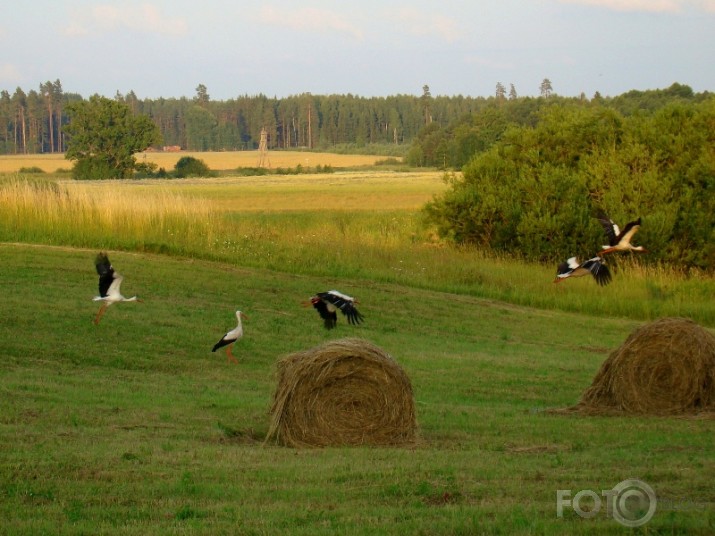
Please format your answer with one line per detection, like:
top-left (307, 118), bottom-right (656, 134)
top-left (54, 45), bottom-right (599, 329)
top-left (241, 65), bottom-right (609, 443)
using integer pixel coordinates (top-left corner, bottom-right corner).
top-left (1, 244), bottom-right (713, 535)
top-left (1, 163), bottom-right (714, 534)
top-left (0, 150), bottom-right (390, 174)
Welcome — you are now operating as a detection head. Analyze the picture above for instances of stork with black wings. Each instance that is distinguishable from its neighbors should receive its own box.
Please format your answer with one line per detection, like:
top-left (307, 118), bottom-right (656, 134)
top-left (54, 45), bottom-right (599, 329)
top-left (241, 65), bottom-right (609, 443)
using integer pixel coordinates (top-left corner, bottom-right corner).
top-left (212, 310), bottom-right (247, 363)
top-left (306, 290), bottom-right (364, 330)
top-left (93, 252), bottom-right (142, 324)
top-left (554, 256), bottom-right (612, 286)
top-left (597, 213), bottom-right (647, 255)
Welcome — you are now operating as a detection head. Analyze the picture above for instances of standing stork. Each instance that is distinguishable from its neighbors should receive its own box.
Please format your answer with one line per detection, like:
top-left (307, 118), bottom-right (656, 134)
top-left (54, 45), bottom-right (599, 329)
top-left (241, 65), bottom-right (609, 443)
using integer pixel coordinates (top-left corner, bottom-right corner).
top-left (306, 290), bottom-right (364, 330)
top-left (554, 256), bottom-right (612, 286)
top-left (212, 310), bottom-right (247, 363)
top-left (597, 213), bottom-right (646, 255)
top-left (93, 252), bottom-right (142, 325)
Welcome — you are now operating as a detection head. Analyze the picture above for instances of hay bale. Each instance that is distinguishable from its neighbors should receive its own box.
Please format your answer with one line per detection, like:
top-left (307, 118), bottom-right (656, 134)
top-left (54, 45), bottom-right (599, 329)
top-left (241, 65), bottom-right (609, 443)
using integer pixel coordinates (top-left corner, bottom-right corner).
top-left (572, 318), bottom-right (715, 415)
top-left (266, 338), bottom-right (417, 447)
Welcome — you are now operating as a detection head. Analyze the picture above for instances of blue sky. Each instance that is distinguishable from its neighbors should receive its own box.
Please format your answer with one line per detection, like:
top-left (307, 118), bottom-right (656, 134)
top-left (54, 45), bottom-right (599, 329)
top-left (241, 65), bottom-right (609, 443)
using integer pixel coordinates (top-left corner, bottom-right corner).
top-left (2, 0), bottom-right (714, 100)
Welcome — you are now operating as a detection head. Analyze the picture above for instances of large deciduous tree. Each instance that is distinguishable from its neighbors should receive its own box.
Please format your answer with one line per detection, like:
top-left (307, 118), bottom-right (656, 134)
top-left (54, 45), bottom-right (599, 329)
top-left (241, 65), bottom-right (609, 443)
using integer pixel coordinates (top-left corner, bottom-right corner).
top-left (64, 95), bottom-right (161, 179)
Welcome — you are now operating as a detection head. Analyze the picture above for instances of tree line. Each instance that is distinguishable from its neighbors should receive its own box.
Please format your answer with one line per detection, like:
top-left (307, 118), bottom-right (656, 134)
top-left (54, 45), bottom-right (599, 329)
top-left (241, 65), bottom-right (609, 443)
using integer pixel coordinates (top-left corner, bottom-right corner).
top-left (4, 80), bottom-right (707, 159)
top-left (407, 82), bottom-right (712, 168)
top-left (5, 78), bottom-right (682, 156)
top-left (1, 82), bottom-right (492, 155)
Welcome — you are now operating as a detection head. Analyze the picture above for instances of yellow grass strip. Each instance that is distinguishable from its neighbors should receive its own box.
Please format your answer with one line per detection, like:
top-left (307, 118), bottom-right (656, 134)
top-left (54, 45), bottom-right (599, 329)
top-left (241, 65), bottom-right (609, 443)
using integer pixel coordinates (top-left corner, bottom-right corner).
top-left (62, 171), bottom-right (448, 212)
top-left (0, 151), bottom-right (392, 173)
top-left (0, 154), bottom-right (73, 173)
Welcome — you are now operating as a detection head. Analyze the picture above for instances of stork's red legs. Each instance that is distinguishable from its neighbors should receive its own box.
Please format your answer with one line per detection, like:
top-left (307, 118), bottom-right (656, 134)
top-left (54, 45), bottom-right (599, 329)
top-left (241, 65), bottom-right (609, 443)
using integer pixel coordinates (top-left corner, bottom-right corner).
top-left (93, 304), bottom-right (108, 325)
top-left (226, 345), bottom-right (238, 364)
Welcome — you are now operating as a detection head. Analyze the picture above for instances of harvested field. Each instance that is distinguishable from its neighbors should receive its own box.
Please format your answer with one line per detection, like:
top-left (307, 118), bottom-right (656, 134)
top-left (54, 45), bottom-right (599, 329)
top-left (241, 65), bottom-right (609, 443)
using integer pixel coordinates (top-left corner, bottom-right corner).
top-left (0, 151), bottom-right (392, 173)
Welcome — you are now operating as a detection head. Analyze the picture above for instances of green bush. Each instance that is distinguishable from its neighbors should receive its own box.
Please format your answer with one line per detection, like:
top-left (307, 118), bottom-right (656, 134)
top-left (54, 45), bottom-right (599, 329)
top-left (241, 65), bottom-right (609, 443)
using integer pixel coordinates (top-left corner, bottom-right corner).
top-left (425, 100), bottom-right (715, 270)
top-left (315, 164), bottom-right (334, 173)
top-left (72, 157), bottom-right (117, 180)
top-left (173, 156), bottom-right (215, 178)
top-left (18, 166), bottom-right (45, 174)
top-left (234, 167), bottom-right (270, 176)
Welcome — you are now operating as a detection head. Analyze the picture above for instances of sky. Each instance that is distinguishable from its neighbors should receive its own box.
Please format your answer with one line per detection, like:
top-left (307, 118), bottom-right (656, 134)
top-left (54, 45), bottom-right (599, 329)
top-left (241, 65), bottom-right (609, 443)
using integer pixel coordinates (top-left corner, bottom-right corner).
top-left (2, 0), bottom-right (714, 101)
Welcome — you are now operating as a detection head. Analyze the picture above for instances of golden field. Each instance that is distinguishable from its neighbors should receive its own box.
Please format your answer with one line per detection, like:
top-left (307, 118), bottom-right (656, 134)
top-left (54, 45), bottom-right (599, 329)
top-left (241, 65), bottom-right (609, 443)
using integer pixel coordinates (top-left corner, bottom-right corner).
top-left (62, 171), bottom-right (447, 212)
top-left (0, 150), bottom-right (391, 173)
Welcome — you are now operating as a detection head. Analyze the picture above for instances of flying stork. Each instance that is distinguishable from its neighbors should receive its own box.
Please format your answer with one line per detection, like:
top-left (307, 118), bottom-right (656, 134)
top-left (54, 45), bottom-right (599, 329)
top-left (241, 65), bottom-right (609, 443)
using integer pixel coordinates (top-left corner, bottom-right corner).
top-left (306, 290), bottom-right (364, 330)
top-left (93, 252), bottom-right (142, 325)
top-left (597, 213), bottom-right (646, 255)
top-left (212, 310), bottom-right (247, 363)
top-left (554, 256), bottom-right (612, 286)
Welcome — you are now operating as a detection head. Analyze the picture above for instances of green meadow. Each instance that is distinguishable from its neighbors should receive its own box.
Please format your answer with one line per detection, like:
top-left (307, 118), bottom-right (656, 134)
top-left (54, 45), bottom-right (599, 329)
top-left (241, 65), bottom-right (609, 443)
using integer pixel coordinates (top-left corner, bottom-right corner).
top-left (1, 170), bottom-right (714, 534)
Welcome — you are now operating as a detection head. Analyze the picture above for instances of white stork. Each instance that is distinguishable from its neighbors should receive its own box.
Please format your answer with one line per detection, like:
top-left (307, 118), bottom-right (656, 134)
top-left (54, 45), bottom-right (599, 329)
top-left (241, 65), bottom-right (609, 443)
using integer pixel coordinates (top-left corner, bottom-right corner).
top-left (554, 256), bottom-right (612, 286)
top-left (597, 213), bottom-right (646, 255)
top-left (93, 252), bottom-right (142, 325)
top-left (306, 290), bottom-right (364, 330)
top-left (212, 310), bottom-right (247, 363)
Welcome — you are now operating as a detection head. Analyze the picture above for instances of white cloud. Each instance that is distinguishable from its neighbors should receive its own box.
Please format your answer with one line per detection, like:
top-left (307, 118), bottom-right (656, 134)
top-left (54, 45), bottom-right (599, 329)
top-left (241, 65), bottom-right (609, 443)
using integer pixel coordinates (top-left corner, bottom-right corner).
top-left (559, 0), bottom-right (715, 12)
top-left (63, 3), bottom-right (188, 37)
top-left (257, 7), bottom-right (364, 41)
top-left (387, 8), bottom-right (464, 42)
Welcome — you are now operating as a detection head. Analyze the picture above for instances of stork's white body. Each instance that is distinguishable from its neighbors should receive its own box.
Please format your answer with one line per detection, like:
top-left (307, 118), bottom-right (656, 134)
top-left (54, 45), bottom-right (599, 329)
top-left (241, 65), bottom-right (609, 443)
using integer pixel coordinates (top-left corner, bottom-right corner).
top-left (93, 274), bottom-right (138, 305)
top-left (93, 253), bottom-right (141, 324)
top-left (212, 310), bottom-right (247, 363)
top-left (597, 215), bottom-right (646, 254)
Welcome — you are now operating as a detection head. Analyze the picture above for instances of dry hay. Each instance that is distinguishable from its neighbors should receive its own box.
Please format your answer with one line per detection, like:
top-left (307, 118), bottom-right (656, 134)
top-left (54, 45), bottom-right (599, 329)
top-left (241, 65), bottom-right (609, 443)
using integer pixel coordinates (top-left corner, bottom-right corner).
top-left (564, 318), bottom-right (715, 416)
top-left (266, 338), bottom-right (417, 447)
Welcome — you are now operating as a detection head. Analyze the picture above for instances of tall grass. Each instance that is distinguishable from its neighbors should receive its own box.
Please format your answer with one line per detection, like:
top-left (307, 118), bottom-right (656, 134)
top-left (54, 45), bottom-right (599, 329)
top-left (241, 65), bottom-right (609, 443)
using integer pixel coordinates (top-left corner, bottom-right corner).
top-left (0, 176), bottom-right (217, 255)
top-left (1, 175), bottom-right (713, 326)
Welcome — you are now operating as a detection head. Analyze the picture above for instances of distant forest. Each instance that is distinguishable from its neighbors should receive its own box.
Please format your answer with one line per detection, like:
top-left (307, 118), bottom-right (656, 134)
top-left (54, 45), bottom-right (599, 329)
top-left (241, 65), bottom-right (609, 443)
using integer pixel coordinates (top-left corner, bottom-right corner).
top-left (0, 80), bottom-right (711, 160)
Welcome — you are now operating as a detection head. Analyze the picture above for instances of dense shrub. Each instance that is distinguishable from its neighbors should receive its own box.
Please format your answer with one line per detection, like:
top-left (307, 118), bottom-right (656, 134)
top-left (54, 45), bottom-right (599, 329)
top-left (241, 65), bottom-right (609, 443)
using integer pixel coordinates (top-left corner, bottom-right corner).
top-left (72, 157), bottom-right (117, 180)
top-left (173, 156), bottom-right (215, 178)
top-left (234, 167), bottom-right (270, 176)
top-left (425, 100), bottom-right (715, 270)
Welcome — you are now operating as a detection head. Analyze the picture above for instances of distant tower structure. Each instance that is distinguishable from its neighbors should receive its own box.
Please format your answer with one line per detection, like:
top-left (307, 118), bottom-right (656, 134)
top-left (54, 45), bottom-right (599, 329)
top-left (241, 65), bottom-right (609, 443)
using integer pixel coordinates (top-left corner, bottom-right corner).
top-left (257, 127), bottom-right (270, 168)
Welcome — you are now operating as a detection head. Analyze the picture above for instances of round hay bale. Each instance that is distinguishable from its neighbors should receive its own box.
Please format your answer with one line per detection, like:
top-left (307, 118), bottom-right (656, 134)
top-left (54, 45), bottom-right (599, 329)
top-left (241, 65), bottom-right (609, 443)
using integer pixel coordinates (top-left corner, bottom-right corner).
top-left (266, 338), bottom-right (417, 447)
top-left (574, 318), bottom-right (715, 415)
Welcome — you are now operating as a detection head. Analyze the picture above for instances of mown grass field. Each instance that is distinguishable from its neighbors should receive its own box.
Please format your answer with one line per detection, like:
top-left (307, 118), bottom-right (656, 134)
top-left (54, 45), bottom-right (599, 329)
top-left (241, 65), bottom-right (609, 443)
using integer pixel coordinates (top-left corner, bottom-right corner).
top-left (1, 160), bottom-right (714, 534)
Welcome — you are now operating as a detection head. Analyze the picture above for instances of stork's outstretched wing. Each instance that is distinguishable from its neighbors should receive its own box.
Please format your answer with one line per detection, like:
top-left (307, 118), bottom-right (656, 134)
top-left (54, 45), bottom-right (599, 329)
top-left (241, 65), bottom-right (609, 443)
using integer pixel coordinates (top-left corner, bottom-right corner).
top-left (596, 213), bottom-right (620, 246)
top-left (311, 297), bottom-right (338, 329)
top-left (319, 291), bottom-right (364, 326)
top-left (95, 252), bottom-right (116, 298)
top-left (582, 257), bottom-right (612, 286)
